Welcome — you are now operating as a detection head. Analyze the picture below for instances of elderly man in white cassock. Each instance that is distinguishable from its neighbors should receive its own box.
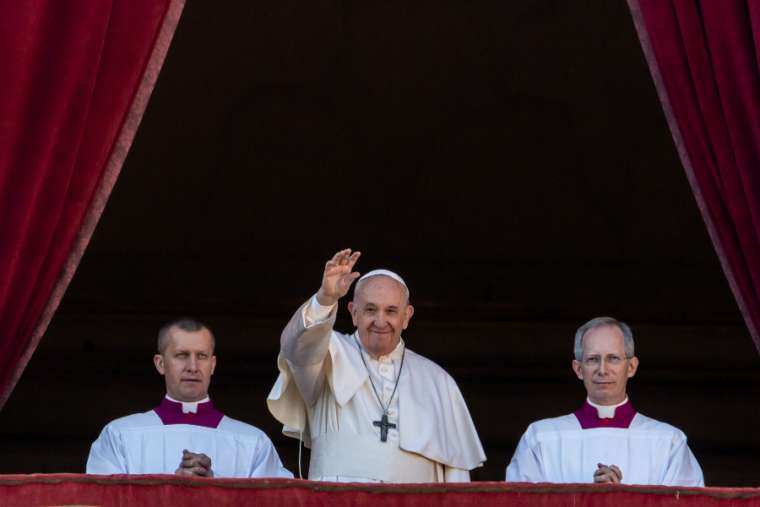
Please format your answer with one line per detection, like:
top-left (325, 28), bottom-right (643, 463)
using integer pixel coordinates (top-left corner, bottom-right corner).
top-left (267, 248), bottom-right (485, 482)
top-left (87, 318), bottom-right (293, 478)
top-left (506, 316), bottom-right (704, 486)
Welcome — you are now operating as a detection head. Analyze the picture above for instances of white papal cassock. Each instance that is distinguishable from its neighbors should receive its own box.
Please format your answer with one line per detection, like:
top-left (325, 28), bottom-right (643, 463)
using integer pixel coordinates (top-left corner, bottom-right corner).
top-left (267, 296), bottom-right (486, 482)
top-left (506, 399), bottom-right (704, 486)
top-left (87, 396), bottom-right (293, 478)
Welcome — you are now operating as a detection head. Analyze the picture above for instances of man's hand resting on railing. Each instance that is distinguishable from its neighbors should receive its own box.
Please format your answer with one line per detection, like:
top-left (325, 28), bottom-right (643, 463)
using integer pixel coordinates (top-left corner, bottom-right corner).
top-left (593, 463), bottom-right (622, 484)
top-left (175, 449), bottom-right (214, 477)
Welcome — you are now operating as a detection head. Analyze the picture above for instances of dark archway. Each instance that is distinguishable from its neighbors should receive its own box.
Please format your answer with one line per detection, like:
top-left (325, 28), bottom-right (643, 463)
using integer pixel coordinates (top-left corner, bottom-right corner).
top-left (0, 1), bottom-right (754, 484)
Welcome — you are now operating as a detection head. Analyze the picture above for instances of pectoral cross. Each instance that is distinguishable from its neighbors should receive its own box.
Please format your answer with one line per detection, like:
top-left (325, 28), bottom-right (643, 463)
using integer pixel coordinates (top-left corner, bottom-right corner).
top-left (373, 413), bottom-right (396, 442)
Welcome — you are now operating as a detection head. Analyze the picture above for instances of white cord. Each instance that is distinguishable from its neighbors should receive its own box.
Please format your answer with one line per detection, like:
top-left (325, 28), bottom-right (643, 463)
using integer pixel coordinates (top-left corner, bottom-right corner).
top-left (298, 430), bottom-right (304, 479)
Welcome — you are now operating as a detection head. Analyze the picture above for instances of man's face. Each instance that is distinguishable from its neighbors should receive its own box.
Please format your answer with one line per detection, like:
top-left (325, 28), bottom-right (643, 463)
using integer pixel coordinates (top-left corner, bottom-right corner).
top-left (154, 327), bottom-right (216, 402)
top-left (571, 325), bottom-right (639, 405)
top-left (348, 276), bottom-right (414, 357)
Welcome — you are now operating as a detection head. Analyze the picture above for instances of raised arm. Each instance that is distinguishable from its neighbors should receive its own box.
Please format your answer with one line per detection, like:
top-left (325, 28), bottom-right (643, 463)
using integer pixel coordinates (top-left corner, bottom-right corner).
top-left (280, 249), bottom-right (361, 405)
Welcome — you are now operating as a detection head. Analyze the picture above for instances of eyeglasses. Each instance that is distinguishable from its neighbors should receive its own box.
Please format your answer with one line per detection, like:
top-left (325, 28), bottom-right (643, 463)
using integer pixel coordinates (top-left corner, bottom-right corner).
top-left (581, 355), bottom-right (630, 366)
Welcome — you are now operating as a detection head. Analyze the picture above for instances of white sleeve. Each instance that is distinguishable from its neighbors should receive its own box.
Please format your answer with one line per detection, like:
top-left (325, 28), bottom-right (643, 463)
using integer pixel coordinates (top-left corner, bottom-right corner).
top-left (302, 295), bottom-right (336, 327)
top-left (662, 432), bottom-right (705, 487)
top-left (278, 296), bottom-right (338, 407)
top-left (505, 425), bottom-right (545, 482)
top-left (86, 424), bottom-right (128, 474)
top-left (250, 435), bottom-right (294, 479)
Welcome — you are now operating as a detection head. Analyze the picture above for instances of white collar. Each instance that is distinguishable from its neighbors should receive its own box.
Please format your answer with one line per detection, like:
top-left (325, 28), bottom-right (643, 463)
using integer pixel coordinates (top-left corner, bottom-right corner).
top-left (166, 394), bottom-right (210, 414)
top-left (587, 396), bottom-right (628, 419)
top-left (354, 333), bottom-right (405, 363)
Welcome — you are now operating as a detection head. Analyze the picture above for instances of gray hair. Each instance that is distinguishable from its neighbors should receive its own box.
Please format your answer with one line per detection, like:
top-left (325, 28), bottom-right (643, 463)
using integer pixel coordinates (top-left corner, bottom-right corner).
top-left (353, 274), bottom-right (410, 304)
top-left (157, 318), bottom-right (215, 354)
top-left (573, 316), bottom-right (634, 361)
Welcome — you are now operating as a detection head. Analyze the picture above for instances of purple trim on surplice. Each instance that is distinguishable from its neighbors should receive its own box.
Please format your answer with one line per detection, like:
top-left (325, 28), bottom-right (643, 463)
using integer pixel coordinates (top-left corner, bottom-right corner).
top-left (574, 400), bottom-right (636, 429)
top-left (154, 397), bottom-right (224, 428)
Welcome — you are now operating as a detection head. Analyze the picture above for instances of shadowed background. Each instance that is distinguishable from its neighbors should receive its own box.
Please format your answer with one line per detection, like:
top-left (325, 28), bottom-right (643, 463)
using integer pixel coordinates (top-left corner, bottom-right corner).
top-left (1, 0), bottom-right (756, 485)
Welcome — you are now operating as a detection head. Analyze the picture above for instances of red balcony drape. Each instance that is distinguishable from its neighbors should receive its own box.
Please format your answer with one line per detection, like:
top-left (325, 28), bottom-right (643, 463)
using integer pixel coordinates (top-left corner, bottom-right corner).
top-left (0, 475), bottom-right (755, 507)
top-left (0, 0), bottom-right (185, 409)
top-left (628, 0), bottom-right (760, 351)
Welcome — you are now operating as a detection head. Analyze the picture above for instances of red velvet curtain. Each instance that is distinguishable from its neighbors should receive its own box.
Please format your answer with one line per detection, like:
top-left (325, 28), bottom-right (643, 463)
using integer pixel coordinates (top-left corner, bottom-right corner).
top-left (628, 0), bottom-right (760, 351)
top-left (0, 0), bottom-right (185, 409)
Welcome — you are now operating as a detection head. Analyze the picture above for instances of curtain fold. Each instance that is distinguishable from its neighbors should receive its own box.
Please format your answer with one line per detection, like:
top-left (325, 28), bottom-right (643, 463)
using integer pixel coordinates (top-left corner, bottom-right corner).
top-left (0, 0), bottom-right (185, 409)
top-left (628, 0), bottom-right (760, 351)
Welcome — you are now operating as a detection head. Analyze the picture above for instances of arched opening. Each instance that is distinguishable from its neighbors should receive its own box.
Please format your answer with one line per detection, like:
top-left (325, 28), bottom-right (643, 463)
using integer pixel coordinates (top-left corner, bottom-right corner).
top-left (0, 1), bottom-right (753, 484)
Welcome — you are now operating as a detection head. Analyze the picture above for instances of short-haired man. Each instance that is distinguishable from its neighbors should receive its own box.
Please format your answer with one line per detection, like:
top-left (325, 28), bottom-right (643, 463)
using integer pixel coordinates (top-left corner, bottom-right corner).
top-left (268, 249), bottom-right (485, 482)
top-left (506, 317), bottom-right (704, 486)
top-left (87, 319), bottom-right (292, 478)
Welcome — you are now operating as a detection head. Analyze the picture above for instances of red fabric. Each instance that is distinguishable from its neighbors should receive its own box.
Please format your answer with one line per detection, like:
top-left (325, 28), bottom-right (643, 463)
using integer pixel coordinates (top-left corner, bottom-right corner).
top-left (0, 475), bottom-right (756, 507)
top-left (628, 0), bottom-right (760, 350)
top-left (0, 0), bottom-right (184, 409)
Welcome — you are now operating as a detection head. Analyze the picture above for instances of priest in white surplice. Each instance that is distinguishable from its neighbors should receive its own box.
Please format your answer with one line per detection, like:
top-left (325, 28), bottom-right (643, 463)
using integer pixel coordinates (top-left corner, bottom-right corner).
top-left (506, 317), bottom-right (704, 486)
top-left (87, 318), bottom-right (292, 478)
top-left (267, 249), bottom-right (485, 482)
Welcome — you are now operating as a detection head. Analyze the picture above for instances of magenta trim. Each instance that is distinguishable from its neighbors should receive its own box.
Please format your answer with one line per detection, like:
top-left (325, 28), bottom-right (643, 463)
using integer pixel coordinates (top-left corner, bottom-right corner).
top-left (154, 398), bottom-right (224, 429)
top-left (574, 400), bottom-right (636, 429)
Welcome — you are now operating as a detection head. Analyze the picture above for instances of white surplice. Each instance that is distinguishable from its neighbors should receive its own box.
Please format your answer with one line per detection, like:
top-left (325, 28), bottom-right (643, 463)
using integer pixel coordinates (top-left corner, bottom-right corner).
top-left (505, 408), bottom-right (704, 486)
top-left (267, 296), bottom-right (486, 482)
top-left (87, 404), bottom-right (293, 478)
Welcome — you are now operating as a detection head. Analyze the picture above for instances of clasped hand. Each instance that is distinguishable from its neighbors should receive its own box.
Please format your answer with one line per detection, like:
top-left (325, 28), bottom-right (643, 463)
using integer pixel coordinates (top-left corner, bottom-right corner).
top-left (593, 463), bottom-right (622, 484)
top-left (175, 449), bottom-right (213, 477)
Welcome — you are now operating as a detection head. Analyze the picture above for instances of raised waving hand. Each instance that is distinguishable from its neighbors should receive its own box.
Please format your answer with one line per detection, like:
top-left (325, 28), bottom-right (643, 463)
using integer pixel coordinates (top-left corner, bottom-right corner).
top-left (316, 249), bottom-right (361, 307)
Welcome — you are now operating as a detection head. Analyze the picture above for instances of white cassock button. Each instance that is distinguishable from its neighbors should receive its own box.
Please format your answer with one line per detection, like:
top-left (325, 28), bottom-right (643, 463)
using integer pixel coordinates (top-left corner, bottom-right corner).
top-left (389, 429), bottom-right (399, 440)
